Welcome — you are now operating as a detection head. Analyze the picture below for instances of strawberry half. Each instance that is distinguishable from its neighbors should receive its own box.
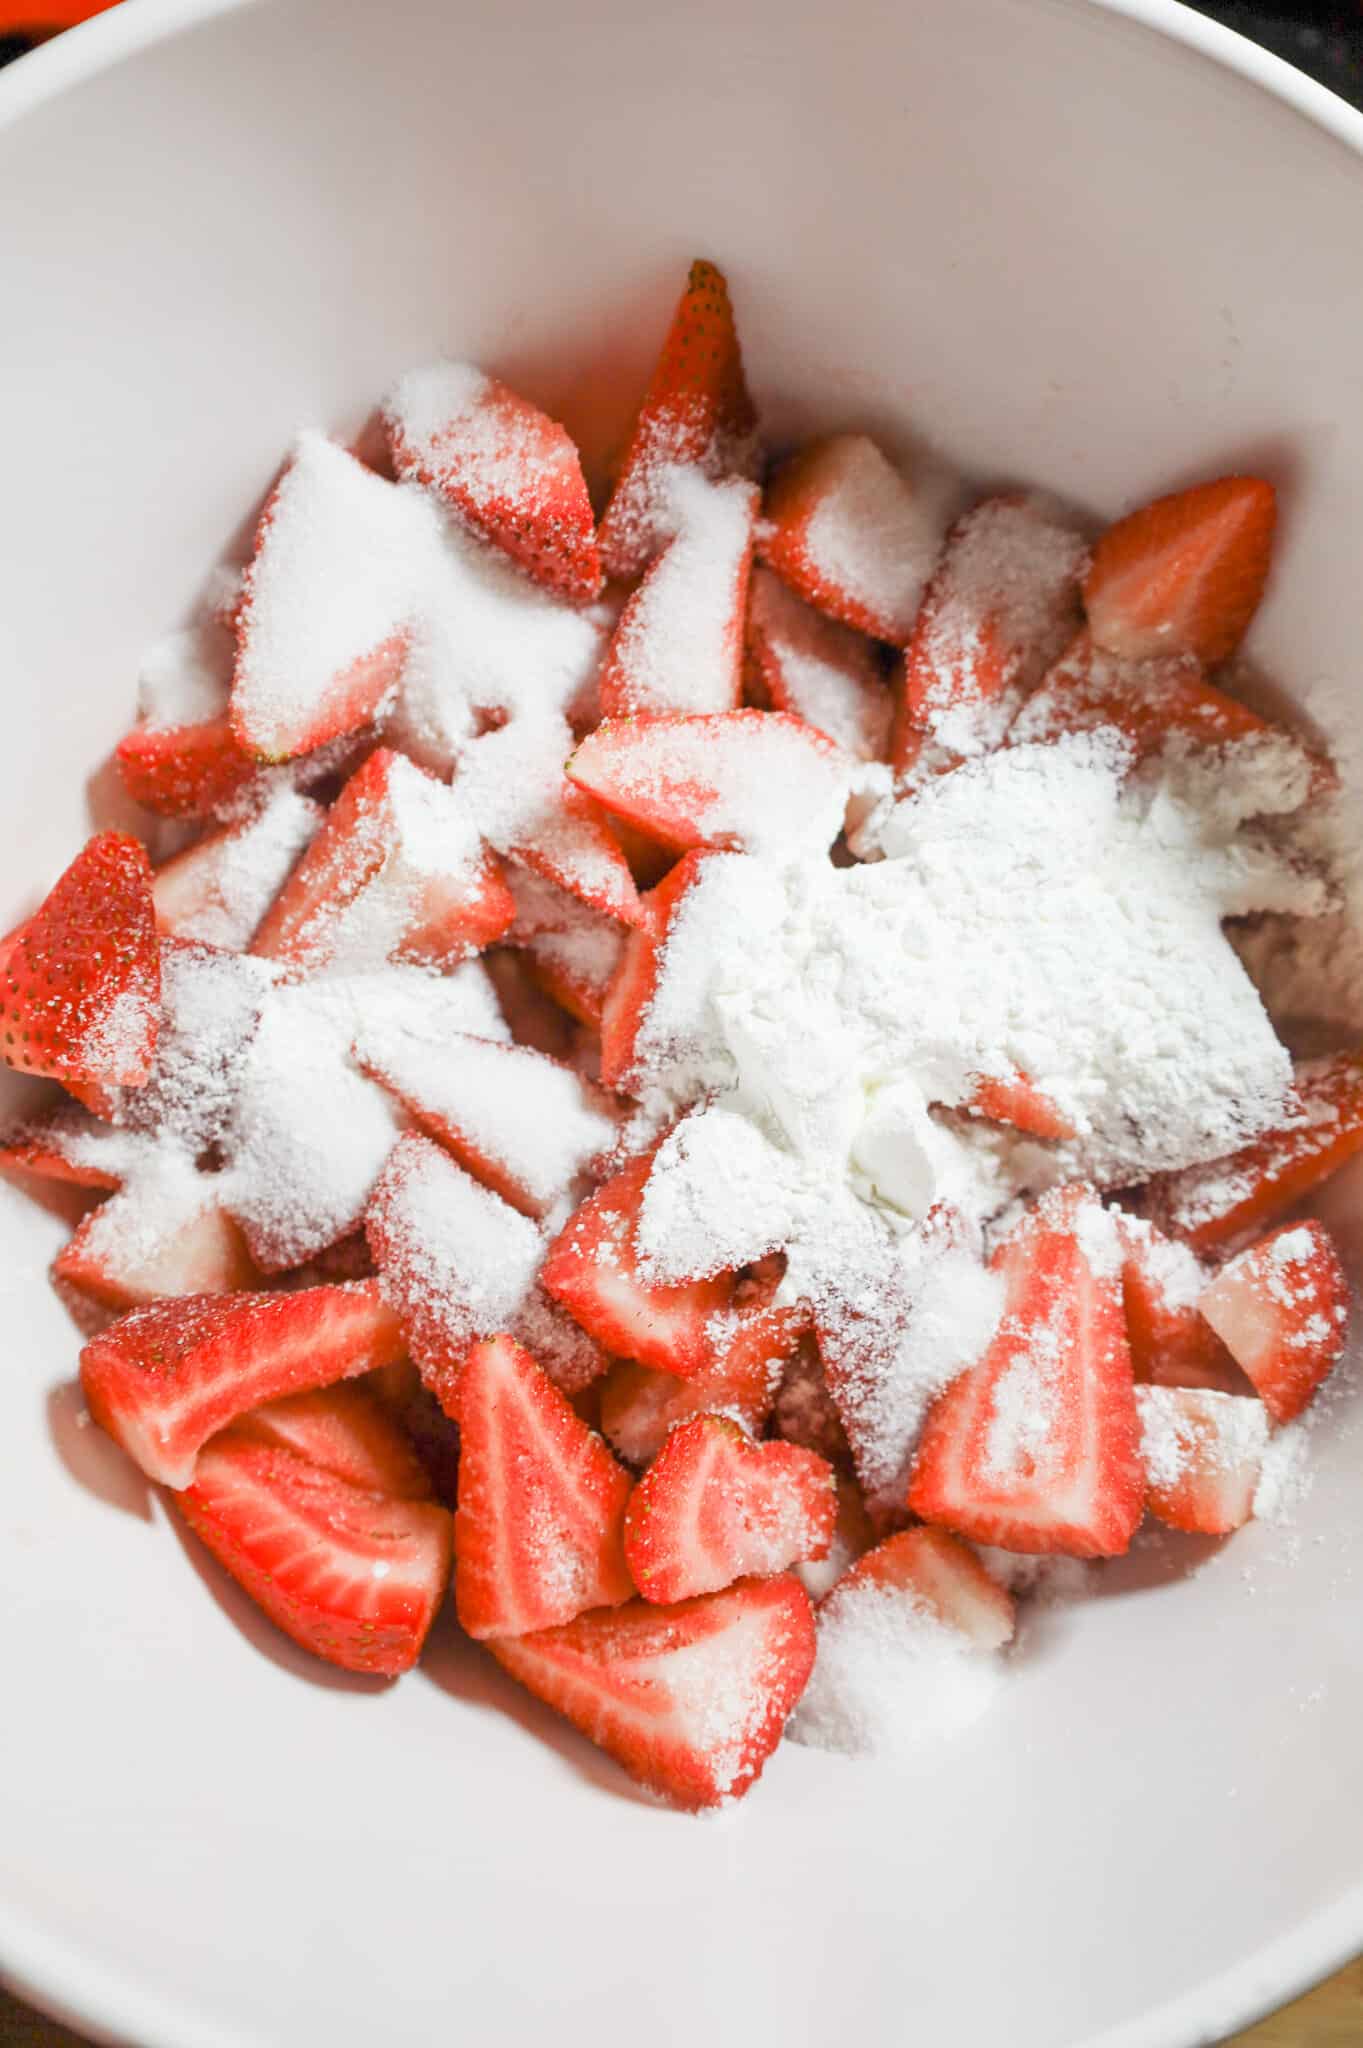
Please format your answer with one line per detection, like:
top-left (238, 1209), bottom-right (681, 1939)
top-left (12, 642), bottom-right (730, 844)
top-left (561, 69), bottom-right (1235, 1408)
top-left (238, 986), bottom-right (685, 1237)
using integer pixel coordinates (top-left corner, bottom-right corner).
top-left (232, 1382), bottom-right (435, 1500)
top-left (598, 1300), bottom-right (796, 1466)
top-left (834, 1526), bottom-right (1016, 1648)
top-left (1135, 1386), bottom-right (1269, 1536)
top-left (384, 363), bottom-right (603, 603)
top-left (624, 1413), bottom-right (836, 1603)
top-left (1008, 630), bottom-right (1276, 762)
top-left (1142, 1051), bottom-right (1363, 1256)
top-left (116, 715), bottom-right (260, 819)
top-left (541, 1149), bottom-right (736, 1378)
top-left (0, 833), bottom-right (160, 1110)
top-left (569, 709), bottom-right (850, 861)
top-left (907, 1186), bottom-right (1144, 1557)
top-left (597, 259), bottom-right (760, 581)
top-left (487, 1574), bottom-right (815, 1810)
top-left (745, 565), bottom-right (892, 762)
top-left (1083, 475), bottom-right (1276, 667)
top-left (1198, 1219), bottom-right (1350, 1424)
top-left (757, 433), bottom-right (938, 644)
top-left (79, 1279), bottom-right (406, 1488)
top-left (174, 1436), bottom-right (452, 1676)
top-left (450, 1333), bottom-right (634, 1639)
top-left (1117, 1215), bottom-right (1243, 1392)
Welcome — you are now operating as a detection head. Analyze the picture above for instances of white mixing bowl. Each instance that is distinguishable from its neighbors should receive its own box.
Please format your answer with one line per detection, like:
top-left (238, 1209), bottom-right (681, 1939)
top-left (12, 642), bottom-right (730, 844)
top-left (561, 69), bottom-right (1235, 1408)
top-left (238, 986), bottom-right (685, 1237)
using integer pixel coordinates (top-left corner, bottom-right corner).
top-left (2, 2), bottom-right (1362, 2043)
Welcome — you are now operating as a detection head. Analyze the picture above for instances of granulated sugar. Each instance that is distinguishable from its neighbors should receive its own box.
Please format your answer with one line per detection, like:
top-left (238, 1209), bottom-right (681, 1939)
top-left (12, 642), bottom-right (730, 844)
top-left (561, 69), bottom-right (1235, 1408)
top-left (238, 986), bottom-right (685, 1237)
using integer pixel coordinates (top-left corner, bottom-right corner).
top-left (603, 469), bottom-right (757, 716)
top-left (797, 435), bottom-right (945, 644)
top-left (746, 566), bottom-right (892, 762)
top-left (158, 788), bottom-right (321, 952)
top-left (137, 620), bottom-right (235, 728)
top-left (789, 1578), bottom-right (1003, 1758)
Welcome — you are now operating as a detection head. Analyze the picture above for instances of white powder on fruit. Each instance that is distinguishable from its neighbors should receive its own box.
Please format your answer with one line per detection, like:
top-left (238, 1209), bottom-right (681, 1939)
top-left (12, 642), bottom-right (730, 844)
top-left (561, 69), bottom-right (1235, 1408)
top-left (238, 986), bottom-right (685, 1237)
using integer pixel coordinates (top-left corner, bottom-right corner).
top-left (605, 468), bottom-right (757, 716)
top-left (153, 787), bottom-right (321, 951)
top-left (747, 566), bottom-right (892, 762)
top-left (797, 434), bottom-right (945, 643)
top-left (137, 620), bottom-right (235, 729)
top-left (789, 1580), bottom-right (1003, 1759)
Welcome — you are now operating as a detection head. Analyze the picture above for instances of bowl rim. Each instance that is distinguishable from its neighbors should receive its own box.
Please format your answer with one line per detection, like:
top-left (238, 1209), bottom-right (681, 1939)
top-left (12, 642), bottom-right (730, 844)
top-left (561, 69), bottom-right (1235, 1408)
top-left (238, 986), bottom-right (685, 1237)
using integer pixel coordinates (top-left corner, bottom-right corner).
top-left (2, 1), bottom-right (1363, 2044)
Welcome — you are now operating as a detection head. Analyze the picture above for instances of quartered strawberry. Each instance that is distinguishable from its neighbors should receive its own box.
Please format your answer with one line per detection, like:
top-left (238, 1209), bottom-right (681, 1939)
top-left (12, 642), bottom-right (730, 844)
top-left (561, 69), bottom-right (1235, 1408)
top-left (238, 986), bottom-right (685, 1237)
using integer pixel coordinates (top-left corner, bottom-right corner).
top-left (356, 1019), bottom-right (618, 1221)
top-left (116, 716), bottom-right (259, 819)
top-left (596, 259), bottom-right (760, 581)
top-left (757, 433), bottom-right (937, 644)
top-left (505, 779), bottom-right (647, 932)
top-left (231, 435), bottom-right (415, 763)
top-left (598, 1300), bottom-right (796, 1466)
top-left (1142, 1051), bottom-right (1363, 1256)
top-left (598, 849), bottom-right (729, 1094)
top-left (251, 747), bottom-right (514, 974)
top-left (384, 362), bottom-right (603, 603)
top-left (487, 1573), bottom-right (815, 1809)
top-left (541, 1149), bottom-right (736, 1378)
top-left (54, 1194), bottom-right (260, 1325)
top-left (907, 1186), bottom-right (1144, 1556)
top-left (449, 1334), bottom-right (634, 1639)
top-left (1084, 476), bottom-right (1277, 667)
top-left (1135, 1385), bottom-right (1269, 1535)
top-left (568, 709), bottom-right (850, 861)
top-left (231, 1381), bottom-right (435, 1500)
top-left (1117, 1215), bottom-right (1243, 1392)
top-left (624, 1413), bottom-right (836, 1604)
top-left (834, 1526), bottom-right (1017, 1649)
top-left (79, 1279), bottom-right (406, 1489)
top-left (965, 1069), bottom-right (1076, 1141)
top-left (597, 472), bottom-right (758, 719)
top-left (0, 833), bottom-right (160, 1110)
top-left (1007, 630), bottom-right (1276, 762)
top-left (503, 863), bottom-right (626, 1030)
top-left (152, 791), bottom-right (323, 950)
top-left (1198, 1219), bottom-right (1350, 1424)
top-left (0, 1102), bottom-right (128, 1190)
top-left (745, 565), bottom-right (892, 762)
top-left (894, 494), bottom-right (1086, 773)
top-left (174, 1436), bottom-right (452, 1676)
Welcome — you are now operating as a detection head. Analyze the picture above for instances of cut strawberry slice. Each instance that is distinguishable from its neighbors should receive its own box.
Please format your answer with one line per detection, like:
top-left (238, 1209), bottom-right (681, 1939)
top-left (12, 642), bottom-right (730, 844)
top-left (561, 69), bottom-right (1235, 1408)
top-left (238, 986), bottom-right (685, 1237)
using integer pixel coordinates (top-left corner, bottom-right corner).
top-left (384, 362), bottom-right (603, 603)
top-left (1198, 1219), bottom-right (1350, 1424)
top-left (1117, 1215), bottom-right (1243, 1392)
top-left (597, 471), bottom-right (758, 719)
top-left (541, 1150), bottom-right (736, 1379)
top-left (0, 832), bottom-right (160, 1110)
top-left (1142, 1051), bottom-right (1363, 1255)
top-left (597, 259), bottom-right (760, 581)
top-left (772, 1334), bottom-right (852, 1466)
top-left (504, 780), bottom-right (647, 931)
top-left (757, 434), bottom-right (939, 644)
top-left (231, 435), bottom-right (415, 763)
top-left (355, 1018), bottom-right (618, 1221)
top-left (504, 863), bottom-right (626, 1030)
top-left (745, 565), bottom-right (892, 762)
top-left (834, 1526), bottom-right (1017, 1648)
top-left (487, 1574), bottom-right (815, 1810)
top-left (117, 716), bottom-right (260, 820)
top-left (965, 1069), bottom-right (1076, 1141)
top-left (365, 1132), bottom-right (604, 1398)
top-left (568, 709), bottom-right (851, 860)
top-left (54, 1191), bottom-right (260, 1325)
top-left (450, 1333), bottom-right (633, 1639)
top-left (907, 1186), bottom-right (1144, 1556)
top-left (624, 1413), bottom-right (836, 1604)
top-left (174, 1436), bottom-right (452, 1676)
top-left (0, 1102), bottom-right (130, 1190)
top-left (233, 1382), bottom-right (435, 1500)
top-left (1083, 476), bottom-right (1276, 667)
top-left (598, 1301), bottom-right (794, 1466)
top-left (152, 789), bottom-right (322, 950)
top-left (894, 494), bottom-right (1086, 772)
top-left (79, 1279), bottom-right (406, 1488)
top-left (251, 747), bottom-right (514, 974)
top-left (1135, 1386), bottom-right (1269, 1535)
top-left (1008, 630), bottom-right (1275, 762)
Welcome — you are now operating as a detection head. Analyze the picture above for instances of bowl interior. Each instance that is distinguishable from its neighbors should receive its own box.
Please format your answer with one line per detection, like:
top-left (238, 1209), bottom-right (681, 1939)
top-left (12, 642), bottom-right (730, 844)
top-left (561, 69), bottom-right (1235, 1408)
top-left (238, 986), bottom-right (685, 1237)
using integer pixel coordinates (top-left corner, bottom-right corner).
top-left (2, 3), bottom-right (1363, 2045)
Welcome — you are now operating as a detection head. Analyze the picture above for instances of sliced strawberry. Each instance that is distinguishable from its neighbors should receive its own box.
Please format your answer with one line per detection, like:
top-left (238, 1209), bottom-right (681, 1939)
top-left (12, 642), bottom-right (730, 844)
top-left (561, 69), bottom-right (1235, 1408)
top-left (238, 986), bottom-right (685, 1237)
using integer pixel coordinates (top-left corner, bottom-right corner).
top-left (152, 790), bottom-right (322, 950)
top-left (597, 472), bottom-right (758, 719)
top-left (79, 1279), bottom-right (406, 1488)
top-left (231, 1382), bottom-right (434, 1500)
top-left (0, 1102), bottom-right (129, 1190)
top-left (365, 1132), bottom-right (604, 1398)
top-left (450, 1333), bottom-right (633, 1639)
top-left (597, 259), bottom-right (760, 581)
top-left (231, 435), bottom-right (415, 763)
top-left (1135, 1385), bottom-right (1269, 1535)
top-left (745, 565), bottom-right (892, 762)
top-left (1083, 476), bottom-right (1276, 666)
top-left (894, 494), bottom-right (1086, 774)
top-left (0, 833), bottom-right (160, 1110)
top-left (541, 1150), bottom-right (735, 1378)
top-left (598, 1301), bottom-right (793, 1466)
top-left (772, 1333), bottom-right (853, 1466)
top-left (1117, 1215), bottom-right (1243, 1392)
top-left (384, 362), bottom-right (602, 603)
top-left (1142, 1051), bottom-right (1363, 1255)
top-left (1198, 1220), bottom-right (1350, 1424)
top-left (251, 747), bottom-right (514, 973)
top-left (116, 716), bottom-right (259, 819)
top-left (757, 434), bottom-right (939, 644)
top-left (504, 780), bottom-right (647, 931)
top-left (355, 1019), bottom-right (618, 1221)
top-left (965, 1069), bottom-right (1076, 1141)
top-left (173, 1436), bottom-right (452, 1676)
top-left (907, 1186), bottom-right (1144, 1556)
top-left (54, 1191), bottom-right (260, 1324)
top-left (504, 863), bottom-right (626, 1030)
top-left (834, 1526), bottom-right (1017, 1648)
top-left (624, 1413), bottom-right (835, 1604)
top-left (487, 1573), bottom-right (815, 1809)
top-left (1008, 629), bottom-right (1275, 762)
top-left (481, 948), bottom-right (581, 1060)
top-left (568, 709), bottom-right (850, 860)
top-left (598, 849), bottom-right (723, 1094)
